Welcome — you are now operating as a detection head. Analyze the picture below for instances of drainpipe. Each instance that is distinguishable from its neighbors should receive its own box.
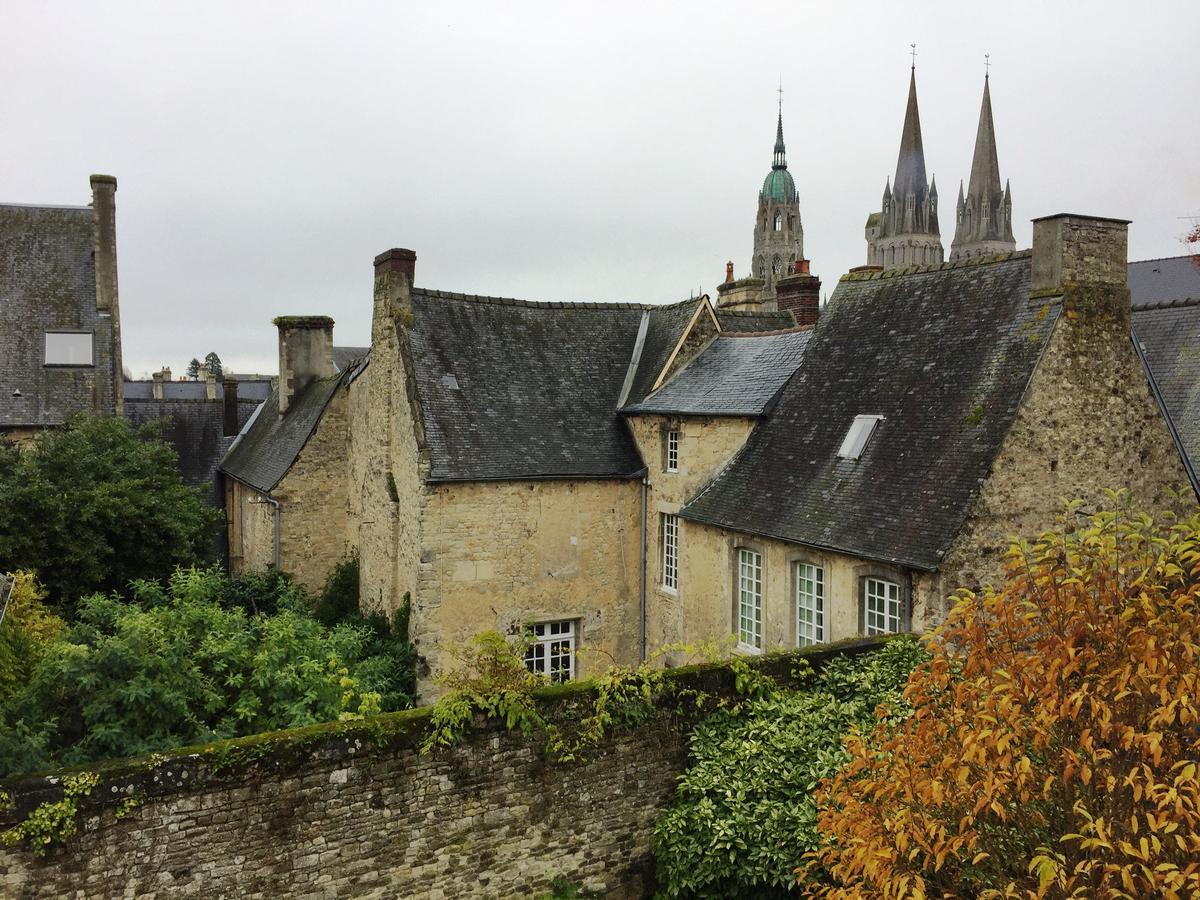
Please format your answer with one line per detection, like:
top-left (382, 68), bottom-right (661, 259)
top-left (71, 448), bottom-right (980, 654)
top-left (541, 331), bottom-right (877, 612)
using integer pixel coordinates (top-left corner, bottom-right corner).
top-left (639, 473), bottom-right (648, 662)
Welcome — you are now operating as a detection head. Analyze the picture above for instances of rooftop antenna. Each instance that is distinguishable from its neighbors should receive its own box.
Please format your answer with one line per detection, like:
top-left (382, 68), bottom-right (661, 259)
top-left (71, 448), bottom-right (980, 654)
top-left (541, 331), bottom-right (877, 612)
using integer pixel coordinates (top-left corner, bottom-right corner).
top-left (909, 42), bottom-right (917, 69)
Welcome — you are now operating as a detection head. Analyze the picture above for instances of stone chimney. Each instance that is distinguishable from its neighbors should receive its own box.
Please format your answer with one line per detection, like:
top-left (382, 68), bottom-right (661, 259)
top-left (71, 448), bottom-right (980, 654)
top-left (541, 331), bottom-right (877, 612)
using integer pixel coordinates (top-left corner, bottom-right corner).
top-left (90, 174), bottom-right (123, 415)
top-left (151, 369), bottom-right (165, 400)
top-left (1031, 213), bottom-right (1131, 326)
top-left (716, 276), bottom-right (768, 313)
top-left (274, 316), bottom-right (335, 414)
top-left (374, 248), bottom-right (417, 333)
top-left (223, 379), bottom-right (240, 436)
top-left (775, 259), bottom-right (821, 327)
top-left (725, 261), bottom-right (735, 284)
top-left (204, 368), bottom-right (217, 401)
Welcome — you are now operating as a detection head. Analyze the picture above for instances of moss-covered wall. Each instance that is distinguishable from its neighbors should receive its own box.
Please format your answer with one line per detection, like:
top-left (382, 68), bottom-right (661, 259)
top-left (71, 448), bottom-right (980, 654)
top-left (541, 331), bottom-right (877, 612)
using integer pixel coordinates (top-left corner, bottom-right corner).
top-left (0, 639), bottom-right (887, 898)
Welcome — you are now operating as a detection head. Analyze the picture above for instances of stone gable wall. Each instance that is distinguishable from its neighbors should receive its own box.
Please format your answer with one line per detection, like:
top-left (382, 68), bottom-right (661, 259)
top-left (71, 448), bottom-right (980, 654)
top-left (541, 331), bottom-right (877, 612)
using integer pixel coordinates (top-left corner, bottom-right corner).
top-left (0, 640), bottom-right (889, 899)
top-left (921, 306), bottom-right (1191, 626)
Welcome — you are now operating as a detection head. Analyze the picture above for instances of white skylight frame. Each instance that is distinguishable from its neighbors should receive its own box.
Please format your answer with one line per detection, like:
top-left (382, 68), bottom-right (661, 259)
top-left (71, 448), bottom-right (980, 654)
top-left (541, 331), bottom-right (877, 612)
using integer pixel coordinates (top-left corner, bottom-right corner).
top-left (837, 414), bottom-right (884, 460)
top-left (44, 331), bottom-right (94, 367)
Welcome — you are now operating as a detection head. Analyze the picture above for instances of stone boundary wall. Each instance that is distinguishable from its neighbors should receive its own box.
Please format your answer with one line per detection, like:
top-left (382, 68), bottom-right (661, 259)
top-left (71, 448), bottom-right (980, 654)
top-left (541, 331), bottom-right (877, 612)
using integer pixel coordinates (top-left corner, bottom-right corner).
top-left (0, 637), bottom-right (890, 899)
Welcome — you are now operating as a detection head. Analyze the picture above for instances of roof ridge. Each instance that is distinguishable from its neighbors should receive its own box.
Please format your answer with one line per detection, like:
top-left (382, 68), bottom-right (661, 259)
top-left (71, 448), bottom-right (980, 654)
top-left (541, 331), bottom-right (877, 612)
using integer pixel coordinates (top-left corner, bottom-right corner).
top-left (1129, 254), bottom-right (1200, 266)
top-left (839, 248), bottom-right (1032, 282)
top-left (0, 202), bottom-right (91, 211)
top-left (721, 324), bottom-right (814, 338)
top-left (717, 308), bottom-right (793, 318)
top-left (1132, 296), bottom-right (1200, 312)
top-left (413, 286), bottom-right (649, 310)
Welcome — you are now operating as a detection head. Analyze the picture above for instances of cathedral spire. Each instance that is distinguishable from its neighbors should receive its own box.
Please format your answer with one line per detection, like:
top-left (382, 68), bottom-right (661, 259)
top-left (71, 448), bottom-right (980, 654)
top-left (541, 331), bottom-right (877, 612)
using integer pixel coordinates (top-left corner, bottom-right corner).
top-left (773, 83), bottom-right (787, 169)
top-left (892, 65), bottom-right (929, 200)
top-left (950, 68), bottom-right (1016, 260)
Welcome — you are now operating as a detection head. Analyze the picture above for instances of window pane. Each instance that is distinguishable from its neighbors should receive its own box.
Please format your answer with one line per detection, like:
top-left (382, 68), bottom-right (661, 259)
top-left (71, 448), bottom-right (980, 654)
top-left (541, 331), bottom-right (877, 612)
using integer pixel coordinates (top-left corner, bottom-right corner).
top-left (738, 550), bottom-right (762, 649)
top-left (864, 578), bottom-right (902, 636)
top-left (523, 620), bottom-right (576, 682)
top-left (796, 562), bottom-right (824, 647)
top-left (44, 332), bottom-right (93, 366)
top-left (662, 514), bottom-right (679, 591)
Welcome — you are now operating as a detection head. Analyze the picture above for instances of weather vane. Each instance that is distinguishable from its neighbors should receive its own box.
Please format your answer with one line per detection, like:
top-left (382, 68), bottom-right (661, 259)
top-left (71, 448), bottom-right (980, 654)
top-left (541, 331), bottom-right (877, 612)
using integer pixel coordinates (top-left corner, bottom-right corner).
top-left (909, 43), bottom-right (917, 68)
top-left (984, 53), bottom-right (991, 76)
top-left (777, 76), bottom-right (784, 110)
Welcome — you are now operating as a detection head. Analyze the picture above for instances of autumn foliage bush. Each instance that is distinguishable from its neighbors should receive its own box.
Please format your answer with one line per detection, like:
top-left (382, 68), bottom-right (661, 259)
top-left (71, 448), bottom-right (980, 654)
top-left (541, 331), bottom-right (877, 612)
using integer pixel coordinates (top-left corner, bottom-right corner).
top-left (807, 498), bottom-right (1200, 898)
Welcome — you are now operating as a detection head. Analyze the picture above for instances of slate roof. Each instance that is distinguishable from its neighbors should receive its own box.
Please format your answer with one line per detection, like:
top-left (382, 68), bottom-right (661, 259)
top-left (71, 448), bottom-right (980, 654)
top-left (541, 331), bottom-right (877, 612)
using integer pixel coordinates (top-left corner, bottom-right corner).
top-left (407, 289), bottom-right (647, 481)
top-left (0, 203), bottom-right (118, 427)
top-left (219, 372), bottom-right (347, 493)
top-left (1128, 255), bottom-right (1200, 305)
top-left (623, 298), bottom-right (709, 406)
top-left (1133, 298), bottom-right (1200, 483)
top-left (333, 346), bottom-right (369, 372)
top-left (125, 397), bottom-right (260, 503)
top-left (622, 329), bottom-right (811, 417)
top-left (682, 252), bottom-right (1060, 570)
top-left (716, 309), bottom-right (796, 332)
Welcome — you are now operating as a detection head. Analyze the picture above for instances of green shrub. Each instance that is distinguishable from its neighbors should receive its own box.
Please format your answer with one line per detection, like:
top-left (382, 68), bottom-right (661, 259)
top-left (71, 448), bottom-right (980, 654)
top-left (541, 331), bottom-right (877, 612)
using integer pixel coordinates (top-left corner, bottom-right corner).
top-left (0, 572), bottom-right (64, 698)
top-left (0, 566), bottom-right (411, 778)
top-left (0, 417), bottom-right (222, 613)
top-left (652, 638), bottom-right (927, 898)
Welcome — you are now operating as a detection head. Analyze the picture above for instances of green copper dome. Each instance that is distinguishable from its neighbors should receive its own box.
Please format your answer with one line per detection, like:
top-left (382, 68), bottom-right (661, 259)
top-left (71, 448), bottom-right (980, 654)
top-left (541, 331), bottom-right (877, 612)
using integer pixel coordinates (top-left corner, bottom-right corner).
top-left (761, 168), bottom-right (797, 203)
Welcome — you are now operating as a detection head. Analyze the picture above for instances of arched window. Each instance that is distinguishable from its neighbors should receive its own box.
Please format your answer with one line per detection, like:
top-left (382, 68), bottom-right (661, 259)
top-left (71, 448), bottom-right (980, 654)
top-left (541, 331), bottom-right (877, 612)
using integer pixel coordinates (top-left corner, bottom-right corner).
top-left (774, 213), bottom-right (783, 232)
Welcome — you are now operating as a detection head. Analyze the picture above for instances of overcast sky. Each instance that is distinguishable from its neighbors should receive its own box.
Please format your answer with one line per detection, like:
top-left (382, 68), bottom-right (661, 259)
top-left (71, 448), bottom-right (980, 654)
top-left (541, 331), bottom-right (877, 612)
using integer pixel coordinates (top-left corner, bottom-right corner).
top-left (4, 1), bottom-right (1198, 376)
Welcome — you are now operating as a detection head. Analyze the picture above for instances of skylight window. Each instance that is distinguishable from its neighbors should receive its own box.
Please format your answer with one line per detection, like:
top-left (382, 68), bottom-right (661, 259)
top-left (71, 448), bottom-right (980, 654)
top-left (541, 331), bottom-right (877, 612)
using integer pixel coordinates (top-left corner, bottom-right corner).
top-left (837, 414), bottom-right (883, 460)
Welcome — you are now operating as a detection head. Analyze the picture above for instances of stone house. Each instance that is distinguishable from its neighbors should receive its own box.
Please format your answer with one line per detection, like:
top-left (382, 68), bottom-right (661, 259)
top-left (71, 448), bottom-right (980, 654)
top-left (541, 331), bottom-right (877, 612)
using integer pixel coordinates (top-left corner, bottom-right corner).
top-left (0, 175), bottom-right (123, 445)
top-left (222, 215), bottom-right (1193, 694)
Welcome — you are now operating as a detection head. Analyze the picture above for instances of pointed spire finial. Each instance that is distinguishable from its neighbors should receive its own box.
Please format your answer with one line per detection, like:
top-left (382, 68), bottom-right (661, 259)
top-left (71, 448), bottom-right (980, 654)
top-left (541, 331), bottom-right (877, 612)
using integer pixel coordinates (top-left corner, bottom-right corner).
top-left (984, 52), bottom-right (990, 79)
top-left (772, 80), bottom-right (787, 170)
top-left (909, 42), bottom-right (917, 70)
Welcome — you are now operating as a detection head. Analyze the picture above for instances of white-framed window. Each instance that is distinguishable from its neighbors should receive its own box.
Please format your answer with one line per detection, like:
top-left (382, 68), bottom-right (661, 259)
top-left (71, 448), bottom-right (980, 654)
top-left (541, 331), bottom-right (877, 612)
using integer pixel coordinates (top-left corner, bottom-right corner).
top-left (837, 414), bottom-right (884, 460)
top-left (666, 429), bottom-right (679, 472)
top-left (795, 562), bottom-right (825, 646)
top-left (662, 514), bottom-right (679, 592)
top-left (864, 577), bottom-right (902, 635)
top-left (524, 620), bottom-right (576, 683)
top-left (737, 548), bottom-right (763, 650)
top-left (44, 332), bottom-right (93, 366)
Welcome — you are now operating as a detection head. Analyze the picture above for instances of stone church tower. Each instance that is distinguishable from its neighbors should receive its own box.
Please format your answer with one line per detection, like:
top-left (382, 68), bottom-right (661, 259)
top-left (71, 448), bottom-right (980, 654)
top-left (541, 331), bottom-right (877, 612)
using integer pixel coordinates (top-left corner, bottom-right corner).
top-left (865, 66), bottom-right (943, 269)
top-left (752, 106), bottom-right (804, 295)
top-left (950, 74), bottom-right (1015, 260)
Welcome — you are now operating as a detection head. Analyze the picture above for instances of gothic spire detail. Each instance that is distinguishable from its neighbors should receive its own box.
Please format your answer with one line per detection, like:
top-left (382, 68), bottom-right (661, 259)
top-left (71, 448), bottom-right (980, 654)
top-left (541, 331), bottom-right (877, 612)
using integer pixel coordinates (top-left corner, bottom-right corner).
top-left (950, 70), bottom-right (1016, 260)
top-left (893, 67), bottom-right (929, 201)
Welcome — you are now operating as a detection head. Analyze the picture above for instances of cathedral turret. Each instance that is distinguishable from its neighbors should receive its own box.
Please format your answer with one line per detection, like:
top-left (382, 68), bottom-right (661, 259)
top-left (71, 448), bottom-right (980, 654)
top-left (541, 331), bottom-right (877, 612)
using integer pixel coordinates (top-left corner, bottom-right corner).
top-left (865, 62), bottom-right (944, 269)
top-left (950, 72), bottom-right (1016, 260)
top-left (753, 101), bottom-right (804, 296)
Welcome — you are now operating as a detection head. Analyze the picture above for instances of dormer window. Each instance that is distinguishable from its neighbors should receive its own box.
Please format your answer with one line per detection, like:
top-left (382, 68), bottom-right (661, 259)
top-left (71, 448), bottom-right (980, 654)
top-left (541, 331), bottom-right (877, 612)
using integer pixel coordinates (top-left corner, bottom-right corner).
top-left (837, 414), bottom-right (883, 460)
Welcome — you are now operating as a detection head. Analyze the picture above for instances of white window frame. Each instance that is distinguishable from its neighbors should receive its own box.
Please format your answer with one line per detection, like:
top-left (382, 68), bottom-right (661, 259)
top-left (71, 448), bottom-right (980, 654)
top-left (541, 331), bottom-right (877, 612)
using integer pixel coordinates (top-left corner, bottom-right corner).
top-left (837, 414), bottom-right (884, 460)
top-left (666, 429), bottom-right (679, 473)
top-left (795, 562), bottom-right (825, 647)
top-left (863, 577), bottom-right (902, 635)
top-left (44, 331), bottom-right (94, 367)
top-left (662, 514), bottom-right (679, 592)
top-left (737, 549), bottom-right (763, 651)
top-left (524, 620), bottom-right (576, 683)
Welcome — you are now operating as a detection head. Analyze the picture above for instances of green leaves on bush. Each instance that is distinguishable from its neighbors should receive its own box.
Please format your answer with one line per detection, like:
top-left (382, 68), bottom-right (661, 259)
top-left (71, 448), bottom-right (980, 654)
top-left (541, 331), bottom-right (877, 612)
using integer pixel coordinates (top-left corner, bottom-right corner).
top-left (0, 417), bottom-right (222, 612)
top-left (652, 638), bottom-right (928, 898)
top-left (0, 566), bottom-right (415, 778)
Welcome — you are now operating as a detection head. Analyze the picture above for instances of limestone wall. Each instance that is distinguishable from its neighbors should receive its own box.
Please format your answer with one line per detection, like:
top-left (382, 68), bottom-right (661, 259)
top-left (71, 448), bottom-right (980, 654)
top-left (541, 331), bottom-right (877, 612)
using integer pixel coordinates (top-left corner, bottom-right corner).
top-left (922, 308), bottom-right (1191, 626)
top-left (414, 479), bottom-right (642, 691)
top-left (0, 640), bottom-right (889, 899)
top-left (226, 477), bottom-right (277, 576)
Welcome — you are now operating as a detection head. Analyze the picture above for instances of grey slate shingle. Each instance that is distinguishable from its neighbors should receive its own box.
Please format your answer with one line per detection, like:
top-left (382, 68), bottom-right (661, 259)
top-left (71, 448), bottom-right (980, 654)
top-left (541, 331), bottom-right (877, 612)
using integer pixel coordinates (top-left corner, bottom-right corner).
top-left (1128, 255), bottom-right (1200, 305)
top-left (682, 252), bottom-right (1059, 570)
top-left (623, 298), bottom-right (708, 405)
top-left (1134, 299), bottom-right (1200, 479)
top-left (716, 309), bottom-right (797, 333)
top-left (0, 203), bottom-right (117, 427)
top-left (408, 289), bottom-right (646, 481)
top-left (622, 330), bottom-right (811, 417)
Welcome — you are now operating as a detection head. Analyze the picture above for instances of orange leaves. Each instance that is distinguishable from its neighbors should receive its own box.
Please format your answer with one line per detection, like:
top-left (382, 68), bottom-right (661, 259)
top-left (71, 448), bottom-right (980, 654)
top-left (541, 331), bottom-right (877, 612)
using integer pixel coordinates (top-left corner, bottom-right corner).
top-left (806, 500), bottom-right (1200, 897)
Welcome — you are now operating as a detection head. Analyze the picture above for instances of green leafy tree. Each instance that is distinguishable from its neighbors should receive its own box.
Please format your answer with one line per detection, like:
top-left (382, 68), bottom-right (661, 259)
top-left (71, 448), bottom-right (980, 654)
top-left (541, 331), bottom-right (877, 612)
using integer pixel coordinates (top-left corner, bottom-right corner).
top-left (0, 572), bottom-right (64, 698)
top-left (0, 566), bottom-right (411, 777)
top-left (0, 417), bottom-right (221, 612)
top-left (652, 638), bottom-right (927, 898)
top-left (203, 351), bottom-right (223, 379)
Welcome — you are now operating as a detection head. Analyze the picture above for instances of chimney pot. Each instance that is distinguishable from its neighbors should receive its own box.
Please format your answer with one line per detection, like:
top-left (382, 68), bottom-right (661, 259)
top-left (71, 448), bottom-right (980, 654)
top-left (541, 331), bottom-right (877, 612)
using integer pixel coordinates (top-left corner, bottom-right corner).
top-left (374, 248), bottom-right (417, 280)
top-left (725, 261), bottom-right (734, 284)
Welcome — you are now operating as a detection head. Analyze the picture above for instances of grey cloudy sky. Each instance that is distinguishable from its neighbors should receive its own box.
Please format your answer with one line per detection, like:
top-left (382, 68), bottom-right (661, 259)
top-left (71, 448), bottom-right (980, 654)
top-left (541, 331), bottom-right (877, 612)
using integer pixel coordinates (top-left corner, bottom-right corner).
top-left (4, 1), bottom-right (1197, 376)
